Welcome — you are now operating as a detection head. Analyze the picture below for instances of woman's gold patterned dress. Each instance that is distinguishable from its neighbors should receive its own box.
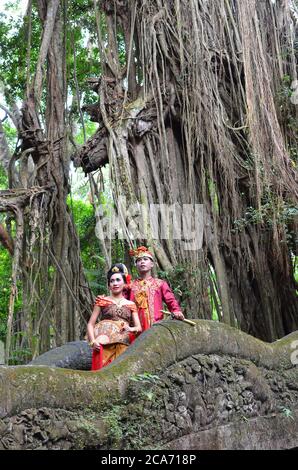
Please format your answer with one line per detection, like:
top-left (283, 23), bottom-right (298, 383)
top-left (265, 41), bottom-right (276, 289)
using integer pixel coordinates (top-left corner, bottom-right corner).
top-left (91, 296), bottom-right (137, 370)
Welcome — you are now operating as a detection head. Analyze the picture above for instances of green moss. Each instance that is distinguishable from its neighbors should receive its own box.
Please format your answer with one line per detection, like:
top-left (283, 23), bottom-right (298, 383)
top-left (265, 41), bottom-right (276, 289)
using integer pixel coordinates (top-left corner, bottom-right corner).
top-left (1, 321), bottom-right (297, 421)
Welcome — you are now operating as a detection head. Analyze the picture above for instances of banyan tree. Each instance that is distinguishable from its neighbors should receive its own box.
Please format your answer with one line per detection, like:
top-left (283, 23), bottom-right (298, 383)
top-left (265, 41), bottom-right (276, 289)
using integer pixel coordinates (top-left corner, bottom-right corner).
top-left (0, 0), bottom-right (94, 361)
top-left (75, 0), bottom-right (298, 341)
top-left (0, 0), bottom-right (297, 363)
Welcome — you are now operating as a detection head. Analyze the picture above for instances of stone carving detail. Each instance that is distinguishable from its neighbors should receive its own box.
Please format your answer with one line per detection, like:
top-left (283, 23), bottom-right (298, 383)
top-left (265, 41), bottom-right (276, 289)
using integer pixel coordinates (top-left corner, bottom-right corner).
top-left (1, 353), bottom-right (297, 450)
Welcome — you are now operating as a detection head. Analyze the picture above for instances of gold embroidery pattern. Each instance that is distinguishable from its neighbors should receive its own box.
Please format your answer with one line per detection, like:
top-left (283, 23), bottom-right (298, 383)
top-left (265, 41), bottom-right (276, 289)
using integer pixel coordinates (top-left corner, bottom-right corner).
top-left (132, 278), bottom-right (163, 325)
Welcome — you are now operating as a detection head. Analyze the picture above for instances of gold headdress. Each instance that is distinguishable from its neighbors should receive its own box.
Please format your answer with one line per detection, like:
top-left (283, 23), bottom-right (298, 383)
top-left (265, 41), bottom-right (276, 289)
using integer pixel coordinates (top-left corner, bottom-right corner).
top-left (129, 246), bottom-right (154, 261)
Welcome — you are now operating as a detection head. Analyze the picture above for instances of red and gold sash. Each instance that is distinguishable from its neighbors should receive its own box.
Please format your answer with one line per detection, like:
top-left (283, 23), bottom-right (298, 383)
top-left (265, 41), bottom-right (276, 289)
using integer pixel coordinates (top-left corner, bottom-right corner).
top-left (135, 290), bottom-right (151, 331)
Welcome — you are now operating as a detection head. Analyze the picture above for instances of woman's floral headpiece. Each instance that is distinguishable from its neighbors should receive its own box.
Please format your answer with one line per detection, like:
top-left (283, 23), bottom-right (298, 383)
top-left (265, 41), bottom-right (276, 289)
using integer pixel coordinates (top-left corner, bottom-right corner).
top-left (110, 263), bottom-right (131, 285)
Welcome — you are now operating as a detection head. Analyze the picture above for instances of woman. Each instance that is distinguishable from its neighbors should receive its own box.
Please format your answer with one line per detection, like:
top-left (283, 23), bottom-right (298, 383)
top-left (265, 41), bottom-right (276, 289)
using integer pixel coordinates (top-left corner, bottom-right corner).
top-left (87, 263), bottom-right (141, 371)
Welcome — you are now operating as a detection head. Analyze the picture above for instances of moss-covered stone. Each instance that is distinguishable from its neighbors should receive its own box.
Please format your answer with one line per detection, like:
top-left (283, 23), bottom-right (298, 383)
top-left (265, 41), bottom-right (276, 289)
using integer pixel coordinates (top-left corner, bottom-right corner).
top-left (0, 321), bottom-right (297, 449)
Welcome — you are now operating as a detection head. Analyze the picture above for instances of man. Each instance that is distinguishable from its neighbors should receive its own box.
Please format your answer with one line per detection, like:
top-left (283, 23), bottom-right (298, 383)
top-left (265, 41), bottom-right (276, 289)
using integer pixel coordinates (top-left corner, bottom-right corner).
top-left (129, 246), bottom-right (185, 332)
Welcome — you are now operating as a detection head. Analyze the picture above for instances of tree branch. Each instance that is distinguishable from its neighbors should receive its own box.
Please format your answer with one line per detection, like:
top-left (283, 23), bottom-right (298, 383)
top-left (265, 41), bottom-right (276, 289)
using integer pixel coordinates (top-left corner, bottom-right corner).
top-left (0, 103), bottom-right (21, 132)
top-left (33, 0), bottom-right (60, 103)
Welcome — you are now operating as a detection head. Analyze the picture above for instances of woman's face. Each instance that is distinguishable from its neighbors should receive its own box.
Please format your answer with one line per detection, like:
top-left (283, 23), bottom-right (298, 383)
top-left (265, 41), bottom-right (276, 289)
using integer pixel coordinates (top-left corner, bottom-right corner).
top-left (109, 273), bottom-right (125, 294)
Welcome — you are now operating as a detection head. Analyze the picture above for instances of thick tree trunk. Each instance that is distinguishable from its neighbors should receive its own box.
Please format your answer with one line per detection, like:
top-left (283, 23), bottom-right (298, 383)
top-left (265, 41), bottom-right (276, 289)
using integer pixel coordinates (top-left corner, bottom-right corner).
top-left (74, 0), bottom-right (298, 341)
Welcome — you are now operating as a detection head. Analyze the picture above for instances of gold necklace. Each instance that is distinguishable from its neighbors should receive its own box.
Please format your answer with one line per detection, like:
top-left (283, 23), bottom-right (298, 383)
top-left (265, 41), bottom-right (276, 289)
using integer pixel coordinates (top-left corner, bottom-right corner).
top-left (110, 297), bottom-right (126, 316)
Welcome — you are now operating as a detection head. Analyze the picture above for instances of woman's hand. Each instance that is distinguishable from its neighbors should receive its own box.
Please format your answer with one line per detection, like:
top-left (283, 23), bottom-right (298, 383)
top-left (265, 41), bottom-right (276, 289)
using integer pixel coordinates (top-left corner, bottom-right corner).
top-left (121, 324), bottom-right (133, 332)
top-left (91, 338), bottom-right (102, 350)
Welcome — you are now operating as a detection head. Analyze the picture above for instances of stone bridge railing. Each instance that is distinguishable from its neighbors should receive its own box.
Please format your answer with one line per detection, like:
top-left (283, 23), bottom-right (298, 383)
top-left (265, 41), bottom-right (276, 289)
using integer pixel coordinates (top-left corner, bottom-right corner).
top-left (0, 320), bottom-right (297, 450)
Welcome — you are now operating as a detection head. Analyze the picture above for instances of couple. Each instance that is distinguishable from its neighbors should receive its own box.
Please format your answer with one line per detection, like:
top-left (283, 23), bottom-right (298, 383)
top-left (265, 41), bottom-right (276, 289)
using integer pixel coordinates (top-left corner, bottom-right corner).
top-left (87, 246), bottom-right (185, 371)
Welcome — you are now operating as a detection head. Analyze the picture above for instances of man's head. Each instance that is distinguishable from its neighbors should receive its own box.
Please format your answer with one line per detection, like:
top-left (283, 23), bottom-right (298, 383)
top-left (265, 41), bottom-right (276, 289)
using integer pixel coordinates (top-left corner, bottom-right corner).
top-left (136, 255), bottom-right (154, 275)
top-left (130, 246), bottom-right (154, 275)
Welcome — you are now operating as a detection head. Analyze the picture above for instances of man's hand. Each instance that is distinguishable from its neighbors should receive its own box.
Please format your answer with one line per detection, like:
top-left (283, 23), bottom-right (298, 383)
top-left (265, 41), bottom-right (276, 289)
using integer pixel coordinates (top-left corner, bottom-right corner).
top-left (172, 311), bottom-right (185, 321)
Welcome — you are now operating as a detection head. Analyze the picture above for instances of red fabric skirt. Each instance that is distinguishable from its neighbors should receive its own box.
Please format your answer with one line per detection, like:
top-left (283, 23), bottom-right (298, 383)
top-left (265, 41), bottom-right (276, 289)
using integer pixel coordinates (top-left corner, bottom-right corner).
top-left (91, 343), bottom-right (128, 371)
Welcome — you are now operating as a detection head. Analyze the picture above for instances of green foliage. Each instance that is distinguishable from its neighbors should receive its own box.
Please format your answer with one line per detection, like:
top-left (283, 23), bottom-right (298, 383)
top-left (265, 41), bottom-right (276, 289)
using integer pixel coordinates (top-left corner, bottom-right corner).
top-left (1, 121), bottom-right (17, 152)
top-left (0, 0), bottom-right (102, 155)
top-left (157, 264), bottom-right (190, 308)
top-left (0, 3), bottom-right (41, 100)
top-left (0, 247), bottom-right (11, 342)
top-left (102, 405), bottom-right (123, 446)
top-left (66, 1), bottom-right (103, 109)
top-left (67, 196), bottom-right (107, 294)
top-left (74, 121), bottom-right (98, 146)
top-left (67, 195), bottom-right (130, 295)
top-left (277, 74), bottom-right (298, 116)
top-left (129, 372), bottom-right (160, 384)
top-left (293, 256), bottom-right (298, 284)
top-left (0, 161), bottom-right (22, 344)
top-left (279, 405), bottom-right (294, 420)
top-left (276, 74), bottom-right (298, 157)
top-left (0, 164), bottom-right (8, 189)
top-left (208, 179), bottom-right (220, 214)
top-left (8, 346), bottom-right (32, 365)
top-left (158, 262), bottom-right (221, 321)
top-left (0, 244), bottom-right (22, 346)
top-left (233, 198), bottom-right (298, 235)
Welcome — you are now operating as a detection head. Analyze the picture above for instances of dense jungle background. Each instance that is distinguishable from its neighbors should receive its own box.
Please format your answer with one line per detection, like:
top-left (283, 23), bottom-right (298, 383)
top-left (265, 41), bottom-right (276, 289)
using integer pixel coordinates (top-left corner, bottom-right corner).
top-left (0, 0), bottom-right (297, 365)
